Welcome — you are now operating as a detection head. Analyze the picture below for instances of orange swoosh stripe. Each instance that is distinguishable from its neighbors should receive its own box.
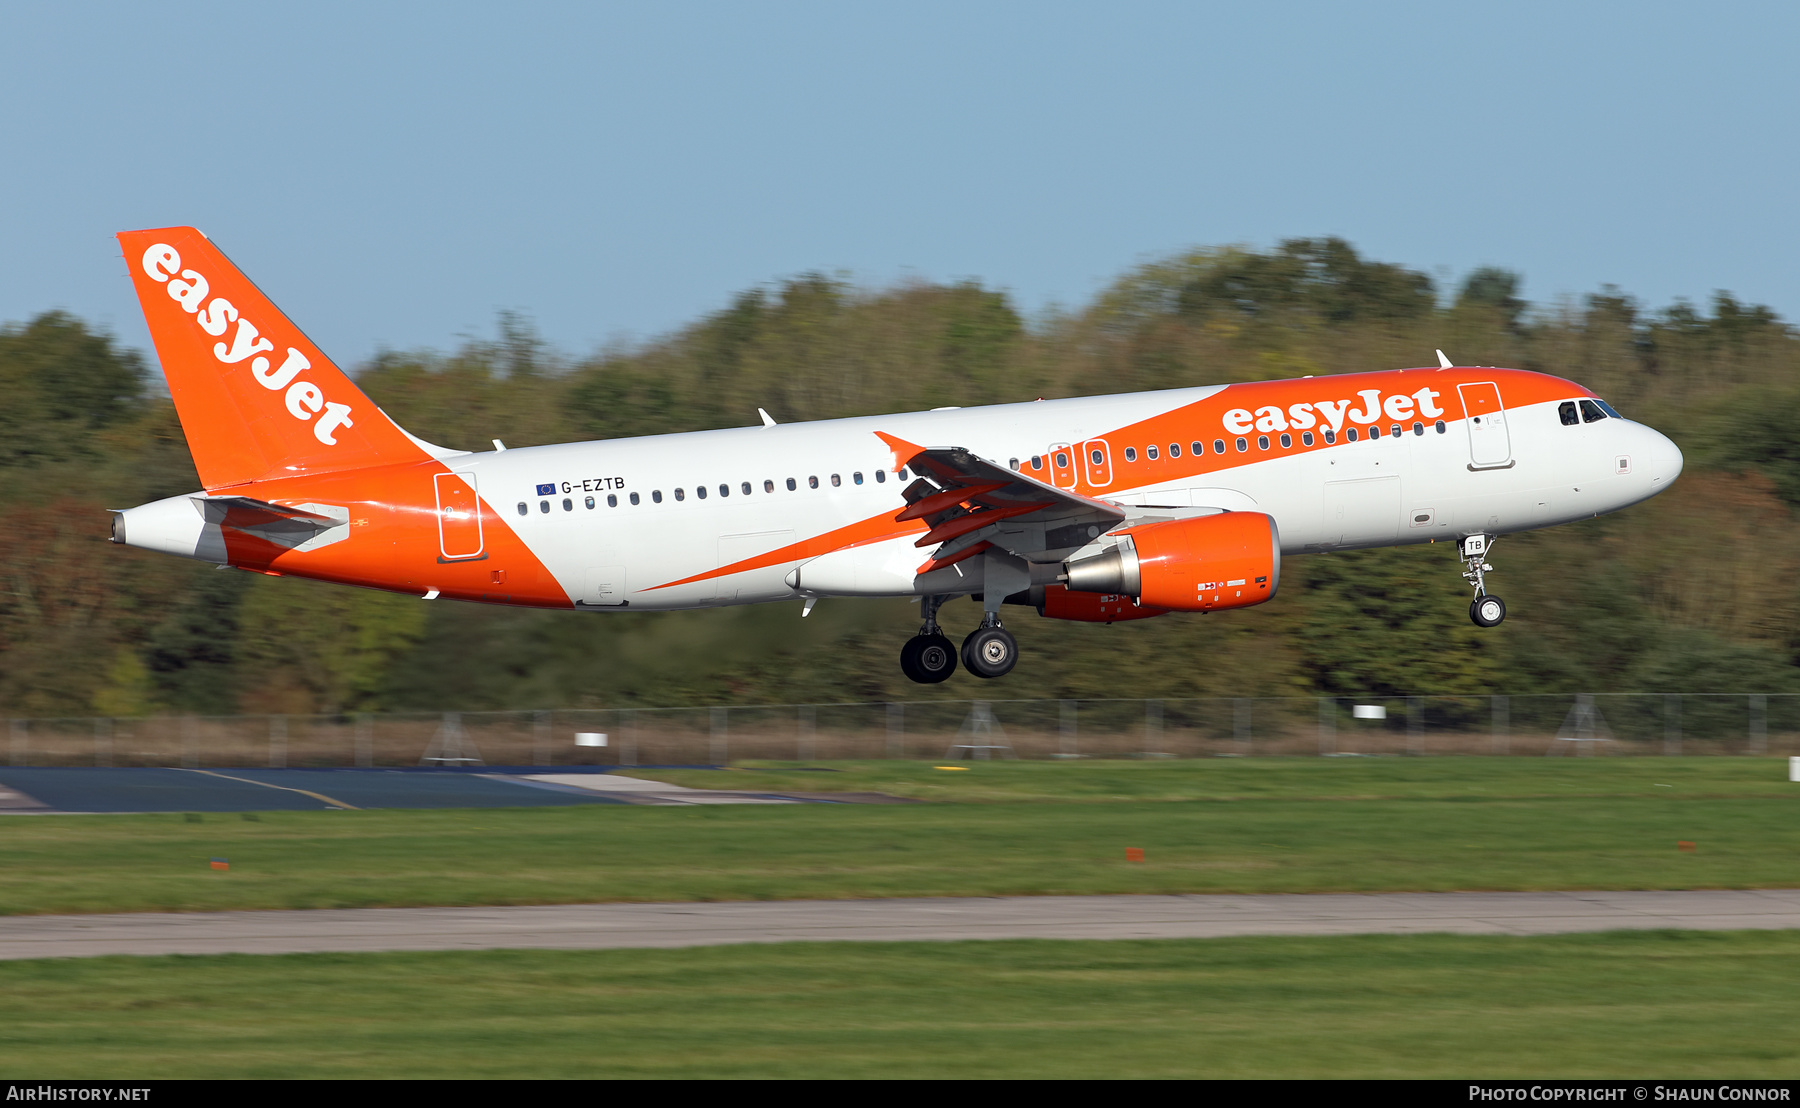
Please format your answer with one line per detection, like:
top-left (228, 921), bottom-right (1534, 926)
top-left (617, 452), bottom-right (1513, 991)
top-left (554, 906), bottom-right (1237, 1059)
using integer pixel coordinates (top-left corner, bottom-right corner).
top-left (646, 507), bottom-right (929, 591)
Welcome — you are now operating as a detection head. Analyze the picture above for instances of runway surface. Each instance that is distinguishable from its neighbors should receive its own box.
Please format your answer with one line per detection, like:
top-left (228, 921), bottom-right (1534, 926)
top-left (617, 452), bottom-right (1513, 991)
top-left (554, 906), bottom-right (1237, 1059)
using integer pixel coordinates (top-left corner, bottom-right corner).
top-left (0, 767), bottom-right (888, 811)
top-left (4, 890), bottom-right (1799, 959)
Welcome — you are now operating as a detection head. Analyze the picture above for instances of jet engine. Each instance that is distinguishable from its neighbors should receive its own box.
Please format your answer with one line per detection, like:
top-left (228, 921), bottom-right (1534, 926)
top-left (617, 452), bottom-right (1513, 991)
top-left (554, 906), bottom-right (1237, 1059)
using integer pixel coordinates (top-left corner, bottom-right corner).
top-left (1037, 585), bottom-right (1168, 623)
top-left (1062, 511), bottom-right (1280, 613)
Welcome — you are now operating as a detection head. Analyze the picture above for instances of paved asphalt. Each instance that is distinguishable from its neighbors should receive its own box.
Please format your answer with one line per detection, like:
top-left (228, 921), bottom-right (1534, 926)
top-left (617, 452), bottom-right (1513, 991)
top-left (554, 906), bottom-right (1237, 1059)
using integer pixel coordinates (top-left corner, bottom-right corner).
top-left (3, 890), bottom-right (1798, 959)
top-left (0, 767), bottom-right (849, 811)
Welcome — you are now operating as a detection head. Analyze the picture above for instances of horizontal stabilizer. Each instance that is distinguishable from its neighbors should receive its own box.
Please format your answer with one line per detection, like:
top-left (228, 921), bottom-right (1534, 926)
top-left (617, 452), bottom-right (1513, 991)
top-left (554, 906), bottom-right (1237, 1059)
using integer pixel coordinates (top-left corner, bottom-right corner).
top-left (193, 496), bottom-right (350, 552)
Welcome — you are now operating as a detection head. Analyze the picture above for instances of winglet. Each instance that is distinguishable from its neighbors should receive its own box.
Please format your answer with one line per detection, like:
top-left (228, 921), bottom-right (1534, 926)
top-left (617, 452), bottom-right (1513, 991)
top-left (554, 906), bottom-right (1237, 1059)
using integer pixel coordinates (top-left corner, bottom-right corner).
top-left (874, 431), bottom-right (926, 473)
top-left (1436, 349), bottom-right (1454, 369)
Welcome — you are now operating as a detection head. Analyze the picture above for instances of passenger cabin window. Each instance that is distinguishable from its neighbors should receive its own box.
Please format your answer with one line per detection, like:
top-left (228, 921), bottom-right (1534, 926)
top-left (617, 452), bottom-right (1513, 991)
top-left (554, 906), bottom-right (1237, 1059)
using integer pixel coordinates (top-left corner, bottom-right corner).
top-left (1346, 429), bottom-right (1358, 442)
top-left (853, 472), bottom-right (864, 484)
top-left (1211, 439), bottom-right (1223, 455)
top-left (786, 478), bottom-right (797, 491)
top-left (585, 496), bottom-right (595, 509)
top-left (695, 486), bottom-right (706, 499)
top-left (1030, 456), bottom-right (1044, 470)
top-left (1559, 401), bottom-right (1580, 426)
top-left (1302, 431), bottom-right (1314, 446)
top-left (742, 482), bottom-right (752, 495)
top-left (562, 498), bottom-right (572, 511)
top-left (831, 474), bottom-right (842, 487)
top-left (629, 492), bottom-right (640, 505)
top-left (1123, 447), bottom-right (1137, 462)
top-left (1090, 449), bottom-right (1103, 465)
top-left (1169, 443), bottom-right (1180, 458)
top-left (1434, 420), bottom-right (1446, 433)
top-left (1196, 441), bottom-right (1207, 456)
top-left (764, 480), bottom-right (775, 493)
top-left (1147, 445), bottom-right (1159, 460)
top-left (1055, 452), bottom-right (1069, 468)
top-left (1279, 433), bottom-right (1292, 448)
top-left (1369, 426), bottom-right (1381, 439)
top-left (1390, 424), bottom-right (1401, 438)
top-left (1257, 435), bottom-right (1269, 450)
top-left (673, 489), bottom-right (684, 502)
top-left (539, 500), bottom-right (550, 513)
top-left (875, 470), bottom-right (887, 483)
top-left (1580, 399), bottom-right (1607, 423)
top-left (652, 490), bottom-right (663, 503)
top-left (718, 484), bottom-right (729, 497)
top-left (516, 502), bottom-right (527, 516)
top-left (1235, 437), bottom-right (1247, 452)
top-left (607, 494), bottom-right (618, 507)
top-left (1413, 422), bottom-right (1423, 436)
top-left (1009, 458), bottom-right (1020, 471)
top-left (808, 476), bottom-right (819, 489)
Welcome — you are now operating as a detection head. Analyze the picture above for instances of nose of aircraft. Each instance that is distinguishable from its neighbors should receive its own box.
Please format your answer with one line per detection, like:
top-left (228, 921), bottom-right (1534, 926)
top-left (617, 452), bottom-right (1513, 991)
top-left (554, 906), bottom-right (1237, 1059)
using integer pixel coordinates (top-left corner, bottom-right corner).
top-left (1640, 423), bottom-right (1683, 491)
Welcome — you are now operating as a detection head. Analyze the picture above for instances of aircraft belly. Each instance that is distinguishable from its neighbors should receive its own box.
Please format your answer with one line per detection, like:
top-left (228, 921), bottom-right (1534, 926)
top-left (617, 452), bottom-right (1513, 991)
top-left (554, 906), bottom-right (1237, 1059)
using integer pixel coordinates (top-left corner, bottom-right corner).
top-left (796, 534), bottom-right (927, 596)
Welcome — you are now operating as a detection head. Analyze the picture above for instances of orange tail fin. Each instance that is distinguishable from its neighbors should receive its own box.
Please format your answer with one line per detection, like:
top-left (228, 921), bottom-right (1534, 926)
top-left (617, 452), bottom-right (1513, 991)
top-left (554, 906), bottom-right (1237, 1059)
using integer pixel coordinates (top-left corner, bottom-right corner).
top-left (117, 227), bottom-right (430, 490)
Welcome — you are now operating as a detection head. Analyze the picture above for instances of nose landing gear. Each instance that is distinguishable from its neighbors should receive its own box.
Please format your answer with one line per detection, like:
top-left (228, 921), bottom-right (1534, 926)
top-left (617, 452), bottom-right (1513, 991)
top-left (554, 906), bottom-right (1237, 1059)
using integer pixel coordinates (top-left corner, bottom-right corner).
top-left (900, 595), bottom-right (958, 683)
top-left (1460, 534), bottom-right (1506, 627)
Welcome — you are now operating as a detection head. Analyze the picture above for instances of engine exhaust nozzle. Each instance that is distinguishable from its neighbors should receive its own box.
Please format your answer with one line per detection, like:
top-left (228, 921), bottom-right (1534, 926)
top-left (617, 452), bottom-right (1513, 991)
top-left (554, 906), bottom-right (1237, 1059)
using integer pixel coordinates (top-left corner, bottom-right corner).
top-left (1063, 537), bottom-right (1139, 596)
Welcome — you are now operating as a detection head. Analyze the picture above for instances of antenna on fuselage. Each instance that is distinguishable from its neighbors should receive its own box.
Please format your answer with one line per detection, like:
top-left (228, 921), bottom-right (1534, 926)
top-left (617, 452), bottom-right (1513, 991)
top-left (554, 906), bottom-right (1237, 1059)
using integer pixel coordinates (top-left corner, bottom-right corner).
top-left (1436, 350), bottom-right (1454, 369)
top-left (758, 408), bottom-right (777, 427)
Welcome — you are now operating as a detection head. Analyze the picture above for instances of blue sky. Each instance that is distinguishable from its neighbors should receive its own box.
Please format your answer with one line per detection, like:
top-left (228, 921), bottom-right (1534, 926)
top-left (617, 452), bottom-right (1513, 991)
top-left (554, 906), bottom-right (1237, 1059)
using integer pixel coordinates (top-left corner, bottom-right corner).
top-left (5, 1), bottom-right (1798, 375)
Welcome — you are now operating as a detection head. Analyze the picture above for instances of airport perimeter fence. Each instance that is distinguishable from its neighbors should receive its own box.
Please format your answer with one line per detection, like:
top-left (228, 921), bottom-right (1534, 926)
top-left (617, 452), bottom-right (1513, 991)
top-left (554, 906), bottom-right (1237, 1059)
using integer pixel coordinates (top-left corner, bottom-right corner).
top-left (4, 693), bottom-right (1799, 769)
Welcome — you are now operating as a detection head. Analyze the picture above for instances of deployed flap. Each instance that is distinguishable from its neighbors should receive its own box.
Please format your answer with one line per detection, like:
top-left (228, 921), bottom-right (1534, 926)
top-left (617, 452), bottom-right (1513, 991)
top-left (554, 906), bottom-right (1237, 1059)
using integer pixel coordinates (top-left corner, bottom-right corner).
top-left (876, 432), bottom-right (1126, 563)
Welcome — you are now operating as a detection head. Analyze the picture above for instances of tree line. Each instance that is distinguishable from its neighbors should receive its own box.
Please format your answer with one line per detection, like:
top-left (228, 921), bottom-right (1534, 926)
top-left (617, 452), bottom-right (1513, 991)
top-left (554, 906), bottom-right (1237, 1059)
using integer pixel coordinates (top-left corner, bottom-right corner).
top-left (4, 237), bottom-right (1799, 717)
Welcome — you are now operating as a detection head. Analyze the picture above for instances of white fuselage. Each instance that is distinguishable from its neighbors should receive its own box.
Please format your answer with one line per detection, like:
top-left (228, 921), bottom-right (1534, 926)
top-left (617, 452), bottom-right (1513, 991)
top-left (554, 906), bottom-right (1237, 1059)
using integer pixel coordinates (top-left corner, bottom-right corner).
top-left (440, 383), bottom-right (1681, 611)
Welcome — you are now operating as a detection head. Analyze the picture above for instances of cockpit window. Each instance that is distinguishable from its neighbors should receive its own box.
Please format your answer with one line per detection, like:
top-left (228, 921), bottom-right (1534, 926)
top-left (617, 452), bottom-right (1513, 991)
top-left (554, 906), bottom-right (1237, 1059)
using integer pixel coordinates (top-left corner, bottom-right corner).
top-left (1595, 399), bottom-right (1623, 419)
top-left (1559, 401), bottom-right (1579, 427)
top-left (1579, 399), bottom-right (1607, 423)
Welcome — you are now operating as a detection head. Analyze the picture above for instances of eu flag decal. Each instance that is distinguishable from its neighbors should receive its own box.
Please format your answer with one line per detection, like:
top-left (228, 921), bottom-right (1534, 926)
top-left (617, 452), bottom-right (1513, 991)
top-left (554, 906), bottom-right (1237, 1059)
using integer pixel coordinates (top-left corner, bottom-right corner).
top-left (536, 483), bottom-right (555, 496)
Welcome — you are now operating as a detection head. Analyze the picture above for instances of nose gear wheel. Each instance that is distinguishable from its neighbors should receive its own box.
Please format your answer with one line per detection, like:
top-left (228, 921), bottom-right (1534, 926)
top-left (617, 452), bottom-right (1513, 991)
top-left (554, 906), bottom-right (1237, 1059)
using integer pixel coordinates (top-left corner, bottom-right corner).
top-left (1459, 534), bottom-right (1506, 627)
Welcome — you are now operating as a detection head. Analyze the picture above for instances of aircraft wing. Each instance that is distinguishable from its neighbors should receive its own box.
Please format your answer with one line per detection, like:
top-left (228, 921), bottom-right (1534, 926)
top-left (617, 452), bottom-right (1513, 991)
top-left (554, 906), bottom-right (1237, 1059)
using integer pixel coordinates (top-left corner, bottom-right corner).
top-left (876, 432), bottom-right (1126, 567)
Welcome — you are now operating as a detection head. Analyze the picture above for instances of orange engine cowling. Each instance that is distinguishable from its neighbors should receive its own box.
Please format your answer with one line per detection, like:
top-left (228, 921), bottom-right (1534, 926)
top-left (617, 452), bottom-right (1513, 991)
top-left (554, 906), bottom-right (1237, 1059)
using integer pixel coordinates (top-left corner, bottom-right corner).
top-left (1062, 511), bottom-right (1280, 613)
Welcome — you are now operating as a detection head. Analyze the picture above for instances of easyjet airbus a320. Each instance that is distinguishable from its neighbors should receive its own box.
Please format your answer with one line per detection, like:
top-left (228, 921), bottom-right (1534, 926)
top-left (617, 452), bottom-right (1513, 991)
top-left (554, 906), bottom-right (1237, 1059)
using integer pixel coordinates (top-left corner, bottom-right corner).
top-left (111, 228), bottom-right (1683, 682)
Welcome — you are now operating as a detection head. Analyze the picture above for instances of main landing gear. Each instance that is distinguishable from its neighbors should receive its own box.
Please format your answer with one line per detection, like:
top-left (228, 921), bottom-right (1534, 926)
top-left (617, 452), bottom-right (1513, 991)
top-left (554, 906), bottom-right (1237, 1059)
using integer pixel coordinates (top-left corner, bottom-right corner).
top-left (961, 615), bottom-right (1019, 680)
top-left (900, 595), bottom-right (958, 683)
top-left (900, 597), bottom-right (1020, 683)
top-left (1460, 534), bottom-right (1507, 627)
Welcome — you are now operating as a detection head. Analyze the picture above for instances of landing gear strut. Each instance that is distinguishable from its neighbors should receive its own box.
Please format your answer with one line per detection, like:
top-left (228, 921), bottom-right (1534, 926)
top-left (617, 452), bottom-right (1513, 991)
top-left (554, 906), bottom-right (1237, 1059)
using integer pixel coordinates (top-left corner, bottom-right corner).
top-left (900, 595), bottom-right (958, 683)
top-left (961, 613), bottom-right (1019, 680)
top-left (1460, 534), bottom-right (1506, 627)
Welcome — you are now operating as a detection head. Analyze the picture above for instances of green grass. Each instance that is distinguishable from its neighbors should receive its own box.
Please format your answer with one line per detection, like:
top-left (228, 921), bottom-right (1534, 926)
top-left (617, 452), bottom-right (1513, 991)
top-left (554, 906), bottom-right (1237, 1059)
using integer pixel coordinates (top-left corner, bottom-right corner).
top-left (2, 758), bottom-right (1796, 916)
top-left (635, 752), bottom-right (1800, 803)
top-left (4, 931), bottom-right (1799, 1077)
